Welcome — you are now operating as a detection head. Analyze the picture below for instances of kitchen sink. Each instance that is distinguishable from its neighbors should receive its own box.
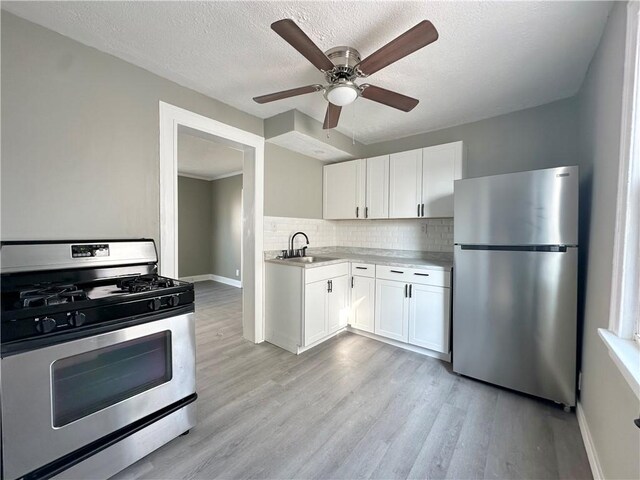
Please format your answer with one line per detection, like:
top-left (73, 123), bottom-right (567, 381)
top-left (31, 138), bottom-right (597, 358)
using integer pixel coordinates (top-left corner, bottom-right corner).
top-left (283, 256), bottom-right (338, 264)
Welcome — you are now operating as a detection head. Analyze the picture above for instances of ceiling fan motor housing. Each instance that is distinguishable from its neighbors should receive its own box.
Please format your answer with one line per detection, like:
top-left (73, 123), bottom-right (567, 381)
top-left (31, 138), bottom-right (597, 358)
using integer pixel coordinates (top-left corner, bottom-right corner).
top-left (324, 46), bottom-right (362, 82)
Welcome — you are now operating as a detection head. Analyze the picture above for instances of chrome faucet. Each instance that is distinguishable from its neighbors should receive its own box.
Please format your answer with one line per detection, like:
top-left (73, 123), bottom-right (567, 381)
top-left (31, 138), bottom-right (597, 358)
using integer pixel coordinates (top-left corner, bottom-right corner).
top-left (288, 231), bottom-right (309, 258)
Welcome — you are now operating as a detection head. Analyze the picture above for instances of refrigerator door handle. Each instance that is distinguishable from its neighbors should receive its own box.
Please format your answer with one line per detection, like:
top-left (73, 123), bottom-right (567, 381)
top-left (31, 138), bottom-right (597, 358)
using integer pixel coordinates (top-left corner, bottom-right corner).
top-left (459, 245), bottom-right (570, 253)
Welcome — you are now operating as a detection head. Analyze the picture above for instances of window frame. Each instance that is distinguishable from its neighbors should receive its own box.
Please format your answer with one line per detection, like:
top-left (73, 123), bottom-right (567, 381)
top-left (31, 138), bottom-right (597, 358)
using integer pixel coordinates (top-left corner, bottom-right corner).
top-left (599, 0), bottom-right (640, 401)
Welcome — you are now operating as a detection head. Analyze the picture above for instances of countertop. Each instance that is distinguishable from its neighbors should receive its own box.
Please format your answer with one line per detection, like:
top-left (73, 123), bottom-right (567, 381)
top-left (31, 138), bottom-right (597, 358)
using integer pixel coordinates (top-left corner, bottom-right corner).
top-left (264, 247), bottom-right (453, 271)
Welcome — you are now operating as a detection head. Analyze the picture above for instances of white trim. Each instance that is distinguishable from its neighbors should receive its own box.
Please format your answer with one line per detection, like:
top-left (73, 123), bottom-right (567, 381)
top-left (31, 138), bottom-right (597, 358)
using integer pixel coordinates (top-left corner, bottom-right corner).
top-left (576, 402), bottom-right (603, 480)
top-left (179, 274), bottom-right (242, 288)
top-left (210, 274), bottom-right (242, 288)
top-left (178, 274), bottom-right (211, 283)
top-left (177, 172), bottom-right (214, 182)
top-left (598, 328), bottom-right (640, 400)
top-left (210, 170), bottom-right (243, 181)
top-left (177, 170), bottom-right (243, 182)
top-left (347, 326), bottom-right (451, 362)
top-left (159, 101), bottom-right (264, 343)
top-left (609, 0), bottom-right (640, 339)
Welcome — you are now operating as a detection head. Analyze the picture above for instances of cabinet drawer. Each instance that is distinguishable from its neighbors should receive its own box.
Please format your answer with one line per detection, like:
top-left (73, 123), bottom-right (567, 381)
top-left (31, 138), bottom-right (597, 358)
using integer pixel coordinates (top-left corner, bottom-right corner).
top-left (351, 262), bottom-right (375, 278)
top-left (305, 262), bottom-right (349, 284)
top-left (376, 265), bottom-right (451, 288)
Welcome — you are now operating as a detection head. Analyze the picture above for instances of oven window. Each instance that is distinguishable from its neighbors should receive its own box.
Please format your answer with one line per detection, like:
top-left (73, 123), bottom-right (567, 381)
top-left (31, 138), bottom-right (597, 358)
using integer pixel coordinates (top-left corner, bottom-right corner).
top-left (51, 331), bottom-right (172, 427)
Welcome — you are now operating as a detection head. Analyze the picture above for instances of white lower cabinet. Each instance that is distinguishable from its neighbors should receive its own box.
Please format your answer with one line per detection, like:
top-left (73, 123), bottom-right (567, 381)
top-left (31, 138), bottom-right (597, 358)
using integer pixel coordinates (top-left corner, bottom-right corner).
top-left (266, 261), bottom-right (451, 358)
top-left (304, 274), bottom-right (349, 347)
top-left (350, 275), bottom-right (375, 333)
top-left (304, 279), bottom-right (329, 346)
top-left (327, 275), bottom-right (349, 333)
top-left (375, 279), bottom-right (409, 342)
top-left (408, 283), bottom-right (450, 353)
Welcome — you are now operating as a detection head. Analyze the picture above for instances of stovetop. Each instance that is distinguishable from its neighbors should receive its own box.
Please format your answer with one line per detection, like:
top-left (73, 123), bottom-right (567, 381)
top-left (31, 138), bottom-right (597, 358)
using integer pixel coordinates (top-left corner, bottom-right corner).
top-left (1, 273), bottom-right (194, 348)
top-left (2, 274), bottom-right (189, 314)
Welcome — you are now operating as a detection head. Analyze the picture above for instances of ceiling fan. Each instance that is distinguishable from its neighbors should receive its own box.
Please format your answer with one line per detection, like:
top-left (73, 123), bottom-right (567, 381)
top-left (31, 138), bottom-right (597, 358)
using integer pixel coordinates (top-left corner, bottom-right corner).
top-left (253, 18), bottom-right (439, 129)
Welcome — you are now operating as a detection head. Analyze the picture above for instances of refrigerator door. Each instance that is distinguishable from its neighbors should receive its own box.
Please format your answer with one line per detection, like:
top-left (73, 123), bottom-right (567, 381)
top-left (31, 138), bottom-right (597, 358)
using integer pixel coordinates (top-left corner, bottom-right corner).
top-left (454, 166), bottom-right (578, 246)
top-left (453, 245), bottom-right (577, 406)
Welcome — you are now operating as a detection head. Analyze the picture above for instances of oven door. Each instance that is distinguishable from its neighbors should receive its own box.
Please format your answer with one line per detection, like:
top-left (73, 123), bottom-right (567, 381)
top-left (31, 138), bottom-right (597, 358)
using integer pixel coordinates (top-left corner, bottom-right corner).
top-left (1, 312), bottom-right (195, 480)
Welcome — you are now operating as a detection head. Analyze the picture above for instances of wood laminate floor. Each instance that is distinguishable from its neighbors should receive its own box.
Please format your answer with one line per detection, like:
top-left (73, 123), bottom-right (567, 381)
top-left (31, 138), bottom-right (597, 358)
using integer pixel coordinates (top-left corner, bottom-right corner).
top-left (114, 281), bottom-right (592, 480)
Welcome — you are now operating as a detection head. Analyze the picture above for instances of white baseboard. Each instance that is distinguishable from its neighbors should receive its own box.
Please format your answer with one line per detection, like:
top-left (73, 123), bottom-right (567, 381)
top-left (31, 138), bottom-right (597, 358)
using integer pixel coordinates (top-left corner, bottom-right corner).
top-left (179, 274), bottom-right (242, 288)
top-left (179, 274), bottom-right (211, 283)
top-left (347, 327), bottom-right (451, 362)
top-left (576, 401), bottom-right (603, 480)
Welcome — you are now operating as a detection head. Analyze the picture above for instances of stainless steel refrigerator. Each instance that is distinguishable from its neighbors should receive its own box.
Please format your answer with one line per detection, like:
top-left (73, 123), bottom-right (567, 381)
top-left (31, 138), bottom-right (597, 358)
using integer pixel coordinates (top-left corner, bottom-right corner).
top-left (453, 165), bottom-right (578, 408)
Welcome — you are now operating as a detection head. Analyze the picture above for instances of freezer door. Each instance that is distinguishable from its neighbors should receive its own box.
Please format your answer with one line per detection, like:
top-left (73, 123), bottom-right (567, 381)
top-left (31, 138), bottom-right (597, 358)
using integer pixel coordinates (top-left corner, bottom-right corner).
top-left (454, 166), bottom-right (578, 245)
top-left (452, 245), bottom-right (577, 406)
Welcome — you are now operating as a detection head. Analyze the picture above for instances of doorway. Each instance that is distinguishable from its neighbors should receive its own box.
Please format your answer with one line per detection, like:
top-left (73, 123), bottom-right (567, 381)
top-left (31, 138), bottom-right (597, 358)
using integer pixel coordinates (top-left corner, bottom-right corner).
top-left (159, 102), bottom-right (265, 343)
top-left (176, 126), bottom-right (244, 288)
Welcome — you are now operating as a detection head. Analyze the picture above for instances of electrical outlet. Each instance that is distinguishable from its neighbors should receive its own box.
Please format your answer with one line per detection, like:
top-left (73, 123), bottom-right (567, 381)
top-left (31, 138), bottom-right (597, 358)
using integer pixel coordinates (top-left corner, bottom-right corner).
top-left (422, 223), bottom-right (427, 234)
top-left (236, 269), bottom-right (240, 277)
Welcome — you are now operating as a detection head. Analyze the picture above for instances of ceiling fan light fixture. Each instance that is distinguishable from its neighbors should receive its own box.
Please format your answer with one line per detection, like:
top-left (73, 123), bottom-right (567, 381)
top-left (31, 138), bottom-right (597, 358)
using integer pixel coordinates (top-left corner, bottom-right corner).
top-left (325, 83), bottom-right (359, 107)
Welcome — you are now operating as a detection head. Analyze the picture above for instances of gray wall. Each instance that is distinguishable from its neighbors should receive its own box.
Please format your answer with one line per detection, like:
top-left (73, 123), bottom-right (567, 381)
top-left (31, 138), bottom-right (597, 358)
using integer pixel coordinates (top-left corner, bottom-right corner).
top-left (178, 176), bottom-right (212, 277)
top-left (365, 96), bottom-right (580, 178)
top-left (576, 3), bottom-right (640, 479)
top-left (211, 174), bottom-right (243, 280)
top-left (264, 143), bottom-right (324, 219)
top-left (1, 12), bottom-right (262, 244)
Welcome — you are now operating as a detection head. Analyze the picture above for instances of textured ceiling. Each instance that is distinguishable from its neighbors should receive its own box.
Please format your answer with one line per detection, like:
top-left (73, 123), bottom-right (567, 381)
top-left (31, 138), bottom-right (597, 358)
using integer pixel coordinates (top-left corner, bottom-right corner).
top-left (178, 126), bottom-right (243, 181)
top-left (3, 1), bottom-right (612, 144)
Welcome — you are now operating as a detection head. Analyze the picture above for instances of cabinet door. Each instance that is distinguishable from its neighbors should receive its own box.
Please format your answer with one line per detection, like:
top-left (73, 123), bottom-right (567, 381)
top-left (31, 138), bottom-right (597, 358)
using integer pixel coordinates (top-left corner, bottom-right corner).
top-left (350, 275), bottom-right (375, 333)
top-left (304, 280), bottom-right (329, 346)
top-left (323, 159), bottom-right (365, 219)
top-left (365, 155), bottom-right (389, 219)
top-left (408, 283), bottom-right (451, 353)
top-left (421, 141), bottom-right (463, 217)
top-left (328, 275), bottom-right (349, 333)
top-left (375, 279), bottom-right (409, 342)
top-left (389, 149), bottom-right (423, 218)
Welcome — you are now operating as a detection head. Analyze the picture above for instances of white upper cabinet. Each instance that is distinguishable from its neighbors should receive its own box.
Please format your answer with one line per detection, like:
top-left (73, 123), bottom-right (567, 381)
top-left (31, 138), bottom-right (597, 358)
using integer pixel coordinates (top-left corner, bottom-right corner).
top-left (421, 141), bottom-right (464, 218)
top-left (389, 149), bottom-right (423, 218)
top-left (323, 141), bottom-right (463, 220)
top-left (365, 155), bottom-right (390, 219)
top-left (323, 159), bottom-right (365, 219)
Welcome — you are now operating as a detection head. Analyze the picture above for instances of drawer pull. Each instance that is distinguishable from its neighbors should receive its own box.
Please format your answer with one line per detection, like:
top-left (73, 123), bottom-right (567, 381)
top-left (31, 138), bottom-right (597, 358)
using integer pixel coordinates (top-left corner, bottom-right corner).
top-left (414, 273), bottom-right (430, 277)
top-left (355, 266), bottom-right (368, 270)
top-left (390, 270), bottom-right (404, 274)
top-left (405, 284), bottom-right (408, 298)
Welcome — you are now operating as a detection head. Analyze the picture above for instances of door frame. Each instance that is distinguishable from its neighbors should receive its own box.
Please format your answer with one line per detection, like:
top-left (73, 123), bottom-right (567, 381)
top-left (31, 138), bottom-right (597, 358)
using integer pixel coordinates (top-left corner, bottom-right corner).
top-left (159, 101), bottom-right (265, 343)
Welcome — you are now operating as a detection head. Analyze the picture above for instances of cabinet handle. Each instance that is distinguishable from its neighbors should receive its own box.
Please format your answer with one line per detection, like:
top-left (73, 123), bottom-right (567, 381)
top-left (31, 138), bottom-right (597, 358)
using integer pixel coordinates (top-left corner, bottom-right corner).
top-left (365, 207), bottom-right (369, 218)
top-left (417, 204), bottom-right (420, 217)
top-left (409, 284), bottom-right (412, 298)
top-left (390, 270), bottom-right (404, 274)
top-left (327, 280), bottom-right (332, 293)
top-left (421, 203), bottom-right (425, 217)
top-left (356, 207), bottom-right (359, 218)
top-left (405, 284), bottom-right (408, 298)
top-left (355, 266), bottom-right (368, 270)
top-left (351, 276), bottom-right (354, 288)
top-left (414, 272), bottom-right (430, 277)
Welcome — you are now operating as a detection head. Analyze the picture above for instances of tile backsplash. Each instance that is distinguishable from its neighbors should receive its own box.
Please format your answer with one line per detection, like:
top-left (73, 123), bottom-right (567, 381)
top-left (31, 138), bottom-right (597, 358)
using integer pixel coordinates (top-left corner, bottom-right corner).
top-left (263, 216), bottom-right (454, 253)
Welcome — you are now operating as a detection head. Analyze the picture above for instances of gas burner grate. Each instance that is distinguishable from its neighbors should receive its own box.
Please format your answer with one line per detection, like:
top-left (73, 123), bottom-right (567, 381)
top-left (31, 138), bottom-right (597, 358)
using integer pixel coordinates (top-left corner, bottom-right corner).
top-left (116, 274), bottom-right (175, 293)
top-left (19, 284), bottom-right (89, 308)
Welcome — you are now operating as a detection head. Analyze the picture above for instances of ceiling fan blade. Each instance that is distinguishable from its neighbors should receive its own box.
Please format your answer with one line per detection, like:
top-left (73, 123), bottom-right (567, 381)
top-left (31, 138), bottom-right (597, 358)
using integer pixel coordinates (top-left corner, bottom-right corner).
top-left (356, 20), bottom-right (438, 76)
top-left (360, 85), bottom-right (419, 112)
top-left (271, 19), bottom-right (335, 72)
top-left (323, 103), bottom-right (342, 129)
top-left (253, 84), bottom-right (321, 104)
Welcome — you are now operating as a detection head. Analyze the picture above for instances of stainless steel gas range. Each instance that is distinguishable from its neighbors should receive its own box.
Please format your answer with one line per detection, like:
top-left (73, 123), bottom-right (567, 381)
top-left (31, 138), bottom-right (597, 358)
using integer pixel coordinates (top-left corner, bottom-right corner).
top-left (0, 240), bottom-right (197, 480)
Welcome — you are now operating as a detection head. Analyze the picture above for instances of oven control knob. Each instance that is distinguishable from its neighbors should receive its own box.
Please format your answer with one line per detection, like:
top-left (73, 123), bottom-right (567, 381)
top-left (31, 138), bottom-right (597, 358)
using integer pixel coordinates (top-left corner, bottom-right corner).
top-left (168, 295), bottom-right (180, 307)
top-left (70, 311), bottom-right (86, 327)
top-left (37, 317), bottom-right (57, 334)
top-left (149, 298), bottom-right (161, 311)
